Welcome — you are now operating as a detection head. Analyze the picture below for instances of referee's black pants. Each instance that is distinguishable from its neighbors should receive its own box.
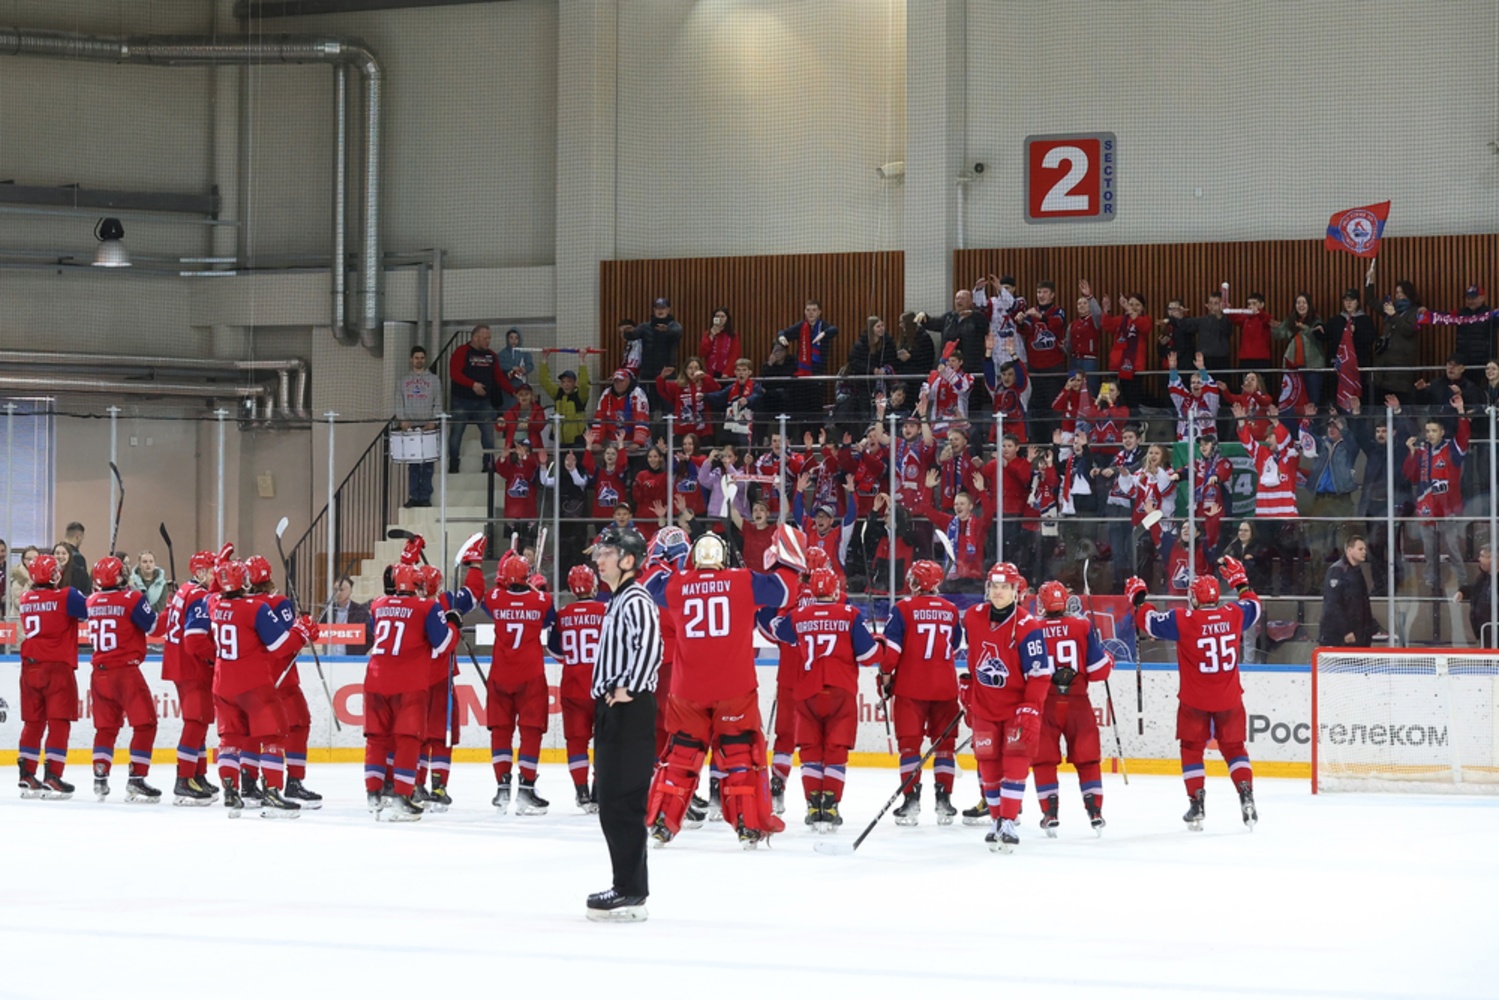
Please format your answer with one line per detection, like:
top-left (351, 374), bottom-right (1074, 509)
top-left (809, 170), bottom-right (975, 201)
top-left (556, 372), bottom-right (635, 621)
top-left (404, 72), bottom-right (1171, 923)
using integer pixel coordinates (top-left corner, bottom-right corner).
top-left (594, 692), bottom-right (657, 898)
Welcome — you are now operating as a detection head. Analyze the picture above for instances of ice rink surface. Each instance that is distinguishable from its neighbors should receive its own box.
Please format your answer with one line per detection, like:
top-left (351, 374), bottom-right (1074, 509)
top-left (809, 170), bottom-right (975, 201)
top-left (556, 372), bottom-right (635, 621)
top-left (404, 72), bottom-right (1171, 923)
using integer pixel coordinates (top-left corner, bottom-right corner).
top-left (5, 763), bottom-right (1496, 1000)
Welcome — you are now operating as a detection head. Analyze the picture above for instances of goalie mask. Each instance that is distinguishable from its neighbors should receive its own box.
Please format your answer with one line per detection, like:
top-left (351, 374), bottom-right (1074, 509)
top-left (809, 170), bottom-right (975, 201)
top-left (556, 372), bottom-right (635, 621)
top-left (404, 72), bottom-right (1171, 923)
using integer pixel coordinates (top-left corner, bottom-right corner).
top-left (690, 533), bottom-right (729, 571)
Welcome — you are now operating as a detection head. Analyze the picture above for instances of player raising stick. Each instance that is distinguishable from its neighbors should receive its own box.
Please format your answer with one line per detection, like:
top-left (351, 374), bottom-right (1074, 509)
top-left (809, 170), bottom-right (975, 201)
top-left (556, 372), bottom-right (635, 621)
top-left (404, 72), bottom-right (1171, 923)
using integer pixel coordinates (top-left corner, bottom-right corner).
top-left (879, 559), bottom-right (963, 827)
top-left (1032, 581), bottom-right (1114, 836)
top-left (959, 562), bottom-right (1052, 853)
top-left (549, 564), bottom-right (608, 813)
top-left (768, 565), bottom-right (882, 832)
top-left (246, 555), bottom-right (322, 809)
top-left (84, 557), bottom-right (162, 802)
top-left (480, 550), bottom-right (558, 815)
top-left (1128, 556), bottom-right (1261, 831)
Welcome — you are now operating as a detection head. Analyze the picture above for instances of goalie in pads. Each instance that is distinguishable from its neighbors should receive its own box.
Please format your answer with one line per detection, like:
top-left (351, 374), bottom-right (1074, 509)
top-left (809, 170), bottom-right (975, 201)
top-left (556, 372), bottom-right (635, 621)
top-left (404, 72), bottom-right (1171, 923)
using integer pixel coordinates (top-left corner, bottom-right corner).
top-left (1130, 557), bottom-right (1261, 831)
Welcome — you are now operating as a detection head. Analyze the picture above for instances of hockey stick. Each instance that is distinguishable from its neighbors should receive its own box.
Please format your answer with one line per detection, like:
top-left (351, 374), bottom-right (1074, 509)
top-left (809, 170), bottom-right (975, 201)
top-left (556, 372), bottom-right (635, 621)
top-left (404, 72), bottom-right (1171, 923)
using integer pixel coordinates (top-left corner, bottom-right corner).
top-left (1082, 558), bottom-right (1129, 785)
top-left (158, 522), bottom-right (177, 587)
top-left (273, 516), bottom-right (341, 730)
top-left (107, 461), bottom-right (124, 557)
top-left (456, 627), bottom-right (489, 688)
top-left (815, 711), bottom-right (967, 856)
top-left (386, 527), bottom-right (432, 564)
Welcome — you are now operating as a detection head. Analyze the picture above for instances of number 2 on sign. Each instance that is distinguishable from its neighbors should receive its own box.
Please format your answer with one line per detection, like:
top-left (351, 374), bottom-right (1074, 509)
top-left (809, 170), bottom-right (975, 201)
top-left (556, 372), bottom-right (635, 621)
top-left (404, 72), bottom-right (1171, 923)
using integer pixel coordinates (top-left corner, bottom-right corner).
top-left (1194, 635), bottom-right (1237, 673)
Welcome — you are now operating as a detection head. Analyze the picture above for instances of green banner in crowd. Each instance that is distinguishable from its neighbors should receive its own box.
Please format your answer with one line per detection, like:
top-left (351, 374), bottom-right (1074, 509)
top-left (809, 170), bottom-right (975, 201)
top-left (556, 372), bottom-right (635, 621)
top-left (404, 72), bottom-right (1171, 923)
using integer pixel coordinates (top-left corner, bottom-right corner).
top-left (1171, 440), bottom-right (1258, 523)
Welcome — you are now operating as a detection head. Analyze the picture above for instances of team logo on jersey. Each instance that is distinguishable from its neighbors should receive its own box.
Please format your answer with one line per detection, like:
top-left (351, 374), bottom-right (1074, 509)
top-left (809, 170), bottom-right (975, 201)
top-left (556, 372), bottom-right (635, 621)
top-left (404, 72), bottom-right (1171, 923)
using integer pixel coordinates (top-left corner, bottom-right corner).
top-left (507, 478), bottom-right (530, 499)
top-left (973, 641), bottom-right (1009, 688)
top-left (1031, 328), bottom-right (1057, 351)
top-left (597, 483), bottom-right (619, 507)
top-left (1171, 560), bottom-right (1192, 592)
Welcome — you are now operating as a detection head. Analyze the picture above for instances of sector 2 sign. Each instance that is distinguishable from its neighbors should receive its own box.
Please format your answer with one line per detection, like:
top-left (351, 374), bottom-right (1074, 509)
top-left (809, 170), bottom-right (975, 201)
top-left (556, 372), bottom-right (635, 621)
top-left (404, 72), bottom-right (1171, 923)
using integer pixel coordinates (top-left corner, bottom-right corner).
top-left (1025, 132), bottom-right (1116, 223)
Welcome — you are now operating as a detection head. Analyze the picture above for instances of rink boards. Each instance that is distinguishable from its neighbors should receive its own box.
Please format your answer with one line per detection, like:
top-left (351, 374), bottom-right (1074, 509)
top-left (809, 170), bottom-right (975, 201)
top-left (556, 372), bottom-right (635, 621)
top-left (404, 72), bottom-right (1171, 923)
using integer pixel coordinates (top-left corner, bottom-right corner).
top-left (0, 651), bottom-right (1317, 777)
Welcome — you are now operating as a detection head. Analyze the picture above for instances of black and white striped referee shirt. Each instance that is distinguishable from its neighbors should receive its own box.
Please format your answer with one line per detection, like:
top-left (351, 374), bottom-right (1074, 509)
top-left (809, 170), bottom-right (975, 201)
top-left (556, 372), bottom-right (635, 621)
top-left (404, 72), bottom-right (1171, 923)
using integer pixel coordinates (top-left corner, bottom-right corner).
top-left (591, 577), bottom-right (662, 698)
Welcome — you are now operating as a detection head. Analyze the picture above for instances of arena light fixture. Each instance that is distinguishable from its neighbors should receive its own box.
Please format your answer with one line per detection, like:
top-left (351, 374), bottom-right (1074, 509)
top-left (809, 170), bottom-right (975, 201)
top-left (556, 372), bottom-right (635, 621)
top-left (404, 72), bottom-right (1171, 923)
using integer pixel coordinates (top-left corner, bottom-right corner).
top-left (92, 217), bottom-right (131, 267)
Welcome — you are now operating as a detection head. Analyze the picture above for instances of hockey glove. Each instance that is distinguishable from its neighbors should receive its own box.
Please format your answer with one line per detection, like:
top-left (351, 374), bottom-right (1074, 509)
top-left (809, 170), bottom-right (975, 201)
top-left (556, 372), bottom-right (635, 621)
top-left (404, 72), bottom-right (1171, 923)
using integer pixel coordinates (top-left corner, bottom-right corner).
top-left (1124, 576), bottom-right (1149, 608)
top-left (1218, 555), bottom-right (1248, 590)
top-left (399, 535), bottom-right (426, 566)
top-left (957, 671), bottom-right (972, 705)
top-left (216, 542), bottom-right (235, 564)
top-left (877, 672), bottom-right (895, 700)
top-left (1012, 704), bottom-right (1042, 749)
top-left (444, 609), bottom-right (464, 627)
top-left (291, 614), bottom-right (320, 646)
top-left (1051, 665), bottom-right (1078, 695)
top-left (455, 531), bottom-right (488, 567)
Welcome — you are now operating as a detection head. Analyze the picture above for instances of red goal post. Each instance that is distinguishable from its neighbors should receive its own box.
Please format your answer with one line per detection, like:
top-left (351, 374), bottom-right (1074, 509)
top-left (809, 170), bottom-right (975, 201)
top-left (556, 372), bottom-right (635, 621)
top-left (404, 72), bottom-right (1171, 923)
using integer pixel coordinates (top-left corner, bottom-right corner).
top-left (1311, 647), bottom-right (1499, 794)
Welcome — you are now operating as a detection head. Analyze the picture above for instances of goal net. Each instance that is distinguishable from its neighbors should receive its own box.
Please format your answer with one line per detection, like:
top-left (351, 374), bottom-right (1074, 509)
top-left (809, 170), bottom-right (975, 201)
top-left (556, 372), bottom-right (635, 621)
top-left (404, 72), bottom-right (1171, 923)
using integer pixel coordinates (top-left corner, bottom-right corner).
top-left (1312, 650), bottom-right (1499, 794)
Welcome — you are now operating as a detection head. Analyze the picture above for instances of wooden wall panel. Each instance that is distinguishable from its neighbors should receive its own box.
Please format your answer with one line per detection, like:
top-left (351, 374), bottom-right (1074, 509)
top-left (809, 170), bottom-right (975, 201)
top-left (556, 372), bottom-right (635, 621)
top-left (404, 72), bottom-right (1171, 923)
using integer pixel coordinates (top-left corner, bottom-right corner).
top-left (599, 252), bottom-right (904, 379)
top-left (957, 236), bottom-right (1499, 375)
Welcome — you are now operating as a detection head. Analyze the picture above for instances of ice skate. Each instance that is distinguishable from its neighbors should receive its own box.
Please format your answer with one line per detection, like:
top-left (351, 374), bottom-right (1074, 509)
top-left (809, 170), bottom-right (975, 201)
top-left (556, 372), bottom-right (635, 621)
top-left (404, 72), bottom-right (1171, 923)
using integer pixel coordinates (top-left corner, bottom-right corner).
top-left (367, 791), bottom-right (384, 814)
top-left (427, 784), bottom-right (453, 813)
top-left (804, 794), bottom-right (823, 828)
top-left (93, 775), bottom-right (110, 802)
top-left (707, 777), bottom-right (723, 822)
top-left (18, 770), bottom-right (46, 799)
top-left (682, 801), bottom-right (705, 829)
top-left (412, 783), bottom-right (432, 804)
top-left (379, 793), bottom-right (424, 822)
top-left (515, 778), bottom-right (549, 816)
top-left (198, 773), bottom-right (220, 797)
top-left (223, 780), bottom-right (244, 819)
top-left (491, 774), bottom-right (512, 813)
top-left (259, 785), bottom-right (301, 819)
top-left (962, 798), bottom-right (988, 826)
top-left (893, 782), bottom-right (921, 827)
top-left (575, 783), bottom-right (599, 814)
top-left (770, 774), bottom-right (786, 816)
top-left (986, 818), bottom-right (1019, 854)
top-left (650, 816), bottom-right (674, 847)
top-left (934, 788), bottom-right (956, 826)
top-left (172, 777), bottom-right (214, 806)
top-left (240, 777), bottom-right (265, 808)
top-left (1183, 789), bottom-right (1206, 831)
top-left (815, 792), bottom-right (842, 835)
top-left (1084, 792), bottom-right (1105, 834)
top-left (126, 777), bottom-right (162, 804)
top-left (284, 778), bottom-right (323, 810)
top-left (1040, 796), bottom-right (1059, 838)
top-left (1237, 781), bottom-right (1258, 831)
top-left (585, 888), bottom-right (648, 923)
top-left (736, 818), bottom-right (767, 850)
top-left (41, 770), bottom-right (75, 800)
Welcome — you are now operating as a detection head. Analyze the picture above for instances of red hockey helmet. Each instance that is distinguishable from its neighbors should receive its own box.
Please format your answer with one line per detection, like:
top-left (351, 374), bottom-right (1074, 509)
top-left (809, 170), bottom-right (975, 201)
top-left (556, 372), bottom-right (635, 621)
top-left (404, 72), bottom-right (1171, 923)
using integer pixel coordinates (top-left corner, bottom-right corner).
top-left (804, 546), bottom-right (831, 574)
top-left (216, 560), bottom-right (248, 594)
top-left (189, 549), bottom-right (217, 576)
top-left (809, 566), bottom-right (841, 600)
top-left (1038, 580), bottom-right (1069, 614)
top-left (245, 555), bottom-right (274, 587)
top-left (391, 563), bottom-right (420, 595)
top-left (906, 559), bottom-right (944, 594)
top-left (91, 556), bottom-right (126, 590)
top-left (417, 564), bottom-right (443, 599)
top-left (568, 564), bottom-right (598, 599)
top-left (496, 551), bottom-right (531, 588)
top-left (995, 562), bottom-right (1028, 595)
top-left (1189, 575), bottom-right (1221, 608)
top-left (28, 554), bottom-right (59, 587)
top-left (986, 562), bottom-right (1024, 599)
top-left (528, 572), bottom-right (550, 592)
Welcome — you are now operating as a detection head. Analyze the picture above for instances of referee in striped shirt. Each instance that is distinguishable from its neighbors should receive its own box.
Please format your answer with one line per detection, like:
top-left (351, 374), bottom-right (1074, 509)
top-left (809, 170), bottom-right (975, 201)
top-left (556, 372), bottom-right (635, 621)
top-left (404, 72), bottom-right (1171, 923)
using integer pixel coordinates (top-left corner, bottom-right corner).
top-left (586, 524), bottom-right (661, 922)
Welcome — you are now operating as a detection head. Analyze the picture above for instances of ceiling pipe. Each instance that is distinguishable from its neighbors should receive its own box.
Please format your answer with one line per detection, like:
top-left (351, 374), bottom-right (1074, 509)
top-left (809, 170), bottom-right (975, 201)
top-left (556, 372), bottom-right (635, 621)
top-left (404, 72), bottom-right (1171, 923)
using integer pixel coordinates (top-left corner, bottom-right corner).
top-left (0, 27), bottom-right (384, 354)
top-left (0, 350), bottom-right (308, 418)
top-left (0, 373), bottom-right (274, 406)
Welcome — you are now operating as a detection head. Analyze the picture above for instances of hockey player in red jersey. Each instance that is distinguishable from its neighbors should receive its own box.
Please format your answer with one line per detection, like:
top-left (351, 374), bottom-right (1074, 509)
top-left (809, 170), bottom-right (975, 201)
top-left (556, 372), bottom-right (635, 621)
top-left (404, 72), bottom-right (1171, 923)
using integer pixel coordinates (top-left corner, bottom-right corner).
top-left (85, 557), bottom-right (162, 803)
top-left (15, 554), bottom-right (89, 799)
top-left (644, 532), bottom-right (791, 847)
top-left (207, 559), bottom-right (319, 818)
top-left (637, 526), bottom-right (690, 761)
top-left (244, 555), bottom-right (322, 810)
top-left (480, 550), bottom-right (558, 815)
top-left (763, 525), bottom-right (812, 815)
top-left (157, 549), bottom-right (219, 804)
top-left (959, 562), bottom-right (1053, 852)
top-left (879, 559), bottom-right (963, 827)
top-left (548, 563), bottom-right (607, 813)
top-left (1130, 555), bottom-right (1262, 830)
top-left (365, 563), bottom-right (458, 821)
top-left (1032, 580), bottom-right (1114, 836)
top-left (415, 537), bottom-right (485, 811)
top-left (768, 565), bottom-right (881, 832)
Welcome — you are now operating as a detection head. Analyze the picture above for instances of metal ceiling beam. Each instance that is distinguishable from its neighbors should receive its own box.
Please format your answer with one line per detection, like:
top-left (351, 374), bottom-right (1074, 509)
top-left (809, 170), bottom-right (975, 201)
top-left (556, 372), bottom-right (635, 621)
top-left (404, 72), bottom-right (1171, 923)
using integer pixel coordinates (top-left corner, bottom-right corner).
top-left (0, 183), bottom-right (219, 217)
top-left (237, 0), bottom-right (508, 18)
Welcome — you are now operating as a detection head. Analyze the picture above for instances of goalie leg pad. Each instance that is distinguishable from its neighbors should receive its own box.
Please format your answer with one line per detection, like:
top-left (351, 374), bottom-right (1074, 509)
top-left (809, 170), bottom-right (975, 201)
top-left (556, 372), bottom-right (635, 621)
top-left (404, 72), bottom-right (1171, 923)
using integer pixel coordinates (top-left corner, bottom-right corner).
top-left (645, 733), bottom-right (706, 835)
top-left (716, 730), bottom-right (783, 834)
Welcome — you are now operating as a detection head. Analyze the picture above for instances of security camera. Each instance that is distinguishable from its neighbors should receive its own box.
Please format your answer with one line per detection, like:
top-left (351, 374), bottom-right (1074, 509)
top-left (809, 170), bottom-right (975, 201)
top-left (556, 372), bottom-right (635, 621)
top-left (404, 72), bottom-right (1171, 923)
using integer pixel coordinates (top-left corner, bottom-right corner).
top-left (876, 160), bottom-right (905, 180)
top-left (973, 162), bottom-right (986, 174)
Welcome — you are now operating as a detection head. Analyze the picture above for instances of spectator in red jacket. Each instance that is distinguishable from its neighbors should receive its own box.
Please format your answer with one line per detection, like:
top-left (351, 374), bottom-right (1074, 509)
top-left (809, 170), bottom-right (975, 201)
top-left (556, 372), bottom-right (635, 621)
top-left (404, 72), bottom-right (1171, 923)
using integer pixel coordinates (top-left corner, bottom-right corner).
top-left (699, 307), bottom-right (740, 380)
top-left (655, 357), bottom-right (721, 441)
top-left (499, 381), bottom-right (547, 448)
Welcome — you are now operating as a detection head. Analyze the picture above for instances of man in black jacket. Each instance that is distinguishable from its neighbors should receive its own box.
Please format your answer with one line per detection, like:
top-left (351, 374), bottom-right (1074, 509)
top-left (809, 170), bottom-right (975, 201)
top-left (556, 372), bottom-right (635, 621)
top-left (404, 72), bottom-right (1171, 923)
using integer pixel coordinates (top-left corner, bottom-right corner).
top-left (1320, 536), bottom-right (1377, 647)
top-left (1456, 544), bottom-right (1496, 645)
top-left (917, 289), bottom-right (988, 425)
top-left (628, 297), bottom-right (683, 416)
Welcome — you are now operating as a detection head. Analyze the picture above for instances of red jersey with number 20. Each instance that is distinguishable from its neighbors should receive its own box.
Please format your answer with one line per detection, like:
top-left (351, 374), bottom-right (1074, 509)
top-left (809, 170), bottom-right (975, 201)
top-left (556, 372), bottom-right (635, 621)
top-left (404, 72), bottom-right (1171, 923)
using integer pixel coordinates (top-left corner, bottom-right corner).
top-left (651, 567), bottom-right (790, 705)
top-left (881, 595), bottom-right (962, 700)
top-left (551, 601), bottom-right (607, 703)
top-left (1138, 593), bottom-right (1261, 712)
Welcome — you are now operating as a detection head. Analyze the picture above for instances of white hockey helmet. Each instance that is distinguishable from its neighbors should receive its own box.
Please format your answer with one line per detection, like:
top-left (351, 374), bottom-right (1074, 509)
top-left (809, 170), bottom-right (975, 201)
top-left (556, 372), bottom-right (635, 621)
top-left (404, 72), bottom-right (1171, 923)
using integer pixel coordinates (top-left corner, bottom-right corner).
top-left (690, 532), bottom-right (729, 571)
